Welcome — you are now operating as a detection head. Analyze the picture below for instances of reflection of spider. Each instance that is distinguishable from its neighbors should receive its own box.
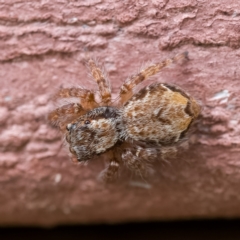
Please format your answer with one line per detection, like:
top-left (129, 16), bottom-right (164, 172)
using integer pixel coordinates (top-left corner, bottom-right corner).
top-left (49, 52), bottom-right (200, 183)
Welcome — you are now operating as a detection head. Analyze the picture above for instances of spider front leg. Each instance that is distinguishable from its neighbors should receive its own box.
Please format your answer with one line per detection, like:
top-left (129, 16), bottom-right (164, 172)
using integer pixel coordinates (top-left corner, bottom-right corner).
top-left (87, 58), bottom-right (112, 106)
top-left (119, 52), bottom-right (188, 105)
top-left (48, 103), bottom-right (85, 131)
top-left (55, 87), bottom-right (98, 110)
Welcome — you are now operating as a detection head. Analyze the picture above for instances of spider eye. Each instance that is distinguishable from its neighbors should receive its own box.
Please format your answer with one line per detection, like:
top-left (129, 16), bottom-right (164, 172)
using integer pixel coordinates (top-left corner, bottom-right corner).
top-left (85, 120), bottom-right (91, 124)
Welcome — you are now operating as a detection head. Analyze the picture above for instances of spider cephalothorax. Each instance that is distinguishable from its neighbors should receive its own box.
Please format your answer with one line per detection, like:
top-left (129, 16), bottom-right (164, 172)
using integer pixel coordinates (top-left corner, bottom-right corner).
top-left (65, 106), bottom-right (123, 161)
top-left (49, 52), bottom-right (200, 182)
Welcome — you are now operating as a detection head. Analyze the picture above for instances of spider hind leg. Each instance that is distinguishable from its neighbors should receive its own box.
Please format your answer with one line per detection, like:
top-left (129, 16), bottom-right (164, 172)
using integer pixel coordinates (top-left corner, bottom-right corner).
top-left (121, 147), bottom-right (156, 178)
top-left (99, 160), bottom-right (120, 183)
top-left (119, 52), bottom-right (188, 105)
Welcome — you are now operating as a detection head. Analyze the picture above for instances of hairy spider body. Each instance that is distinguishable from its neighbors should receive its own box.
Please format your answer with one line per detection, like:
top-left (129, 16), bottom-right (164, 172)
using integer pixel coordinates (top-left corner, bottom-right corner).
top-left (49, 52), bottom-right (200, 182)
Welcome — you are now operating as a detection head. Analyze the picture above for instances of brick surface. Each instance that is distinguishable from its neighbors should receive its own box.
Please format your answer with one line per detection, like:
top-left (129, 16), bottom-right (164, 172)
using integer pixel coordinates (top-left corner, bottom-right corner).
top-left (0, 0), bottom-right (240, 226)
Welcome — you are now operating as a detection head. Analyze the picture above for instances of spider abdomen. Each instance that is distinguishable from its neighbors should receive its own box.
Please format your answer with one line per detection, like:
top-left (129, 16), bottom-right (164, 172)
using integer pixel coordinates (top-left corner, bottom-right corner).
top-left (123, 83), bottom-right (200, 144)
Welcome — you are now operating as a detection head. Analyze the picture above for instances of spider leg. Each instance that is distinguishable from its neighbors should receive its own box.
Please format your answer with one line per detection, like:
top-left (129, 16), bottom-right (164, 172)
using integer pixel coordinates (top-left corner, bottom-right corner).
top-left (48, 103), bottom-right (85, 131)
top-left (54, 87), bottom-right (98, 110)
top-left (121, 147), bottom-right (156, 178)
top-left (119, 52), bottom-right (188, 105)
top-left (87, 58), bottom-right (112, 106)
top-left (160, 146), bottom-right (178, 161)
top-left (98, 150), bottom-right (120, 183)
top-left (99, 160), bottom-right (120, 183)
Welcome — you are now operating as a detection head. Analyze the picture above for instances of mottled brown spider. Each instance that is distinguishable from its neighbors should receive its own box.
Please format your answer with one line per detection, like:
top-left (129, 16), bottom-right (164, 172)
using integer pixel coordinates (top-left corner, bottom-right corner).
top-left (49, 52), bottom-right (200, 182)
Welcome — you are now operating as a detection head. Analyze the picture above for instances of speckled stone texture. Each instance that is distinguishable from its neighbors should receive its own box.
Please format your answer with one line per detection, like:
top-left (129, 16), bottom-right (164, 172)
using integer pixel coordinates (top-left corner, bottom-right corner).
top-left (1, 0), bottom-right (240, 226)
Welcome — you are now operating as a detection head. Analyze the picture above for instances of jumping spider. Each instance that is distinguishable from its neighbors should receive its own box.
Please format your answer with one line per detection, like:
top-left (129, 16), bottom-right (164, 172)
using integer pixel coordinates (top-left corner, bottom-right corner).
top-left (49, 52), bottom-right (200, 182)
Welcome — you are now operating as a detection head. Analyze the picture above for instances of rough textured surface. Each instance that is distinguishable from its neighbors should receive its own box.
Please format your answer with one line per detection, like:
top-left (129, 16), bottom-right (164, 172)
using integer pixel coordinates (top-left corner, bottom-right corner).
top-left (0, 0), bottom-right (240, 226)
